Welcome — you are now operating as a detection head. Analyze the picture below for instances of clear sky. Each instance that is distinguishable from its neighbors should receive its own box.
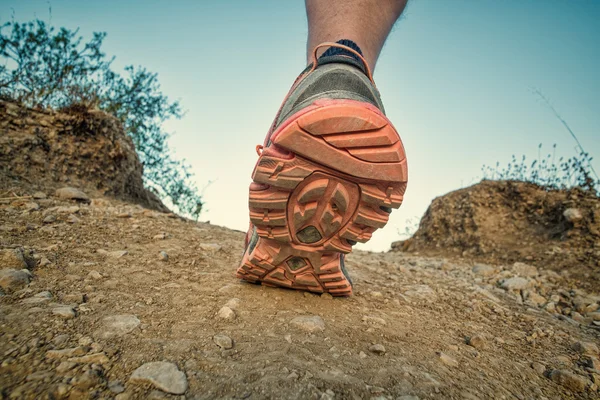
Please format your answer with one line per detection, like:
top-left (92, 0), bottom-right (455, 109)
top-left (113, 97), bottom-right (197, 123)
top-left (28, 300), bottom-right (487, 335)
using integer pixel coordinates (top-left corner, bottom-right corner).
top-left (3, 0), bottom-right (599, 252)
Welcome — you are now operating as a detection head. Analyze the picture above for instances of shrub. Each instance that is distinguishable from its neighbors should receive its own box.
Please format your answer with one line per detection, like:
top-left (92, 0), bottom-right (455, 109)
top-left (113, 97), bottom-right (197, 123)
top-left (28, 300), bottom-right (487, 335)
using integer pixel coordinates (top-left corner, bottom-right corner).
top-left (0, 19), bottom-right (203, 218)
top-left (482, 144), bottom-right (599, 195)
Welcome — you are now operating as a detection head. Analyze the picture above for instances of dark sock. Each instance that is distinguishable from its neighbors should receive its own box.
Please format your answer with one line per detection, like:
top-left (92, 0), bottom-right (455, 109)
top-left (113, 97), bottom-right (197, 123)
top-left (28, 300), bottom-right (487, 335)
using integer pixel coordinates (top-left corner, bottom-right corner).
top-left (319, 39), bottom-right (364, 64)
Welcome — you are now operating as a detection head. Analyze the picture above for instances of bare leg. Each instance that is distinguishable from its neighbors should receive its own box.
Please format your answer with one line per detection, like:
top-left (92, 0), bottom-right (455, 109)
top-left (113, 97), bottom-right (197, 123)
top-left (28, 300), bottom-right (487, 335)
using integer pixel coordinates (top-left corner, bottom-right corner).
top-left (306, 0), bottom-right (408, 69)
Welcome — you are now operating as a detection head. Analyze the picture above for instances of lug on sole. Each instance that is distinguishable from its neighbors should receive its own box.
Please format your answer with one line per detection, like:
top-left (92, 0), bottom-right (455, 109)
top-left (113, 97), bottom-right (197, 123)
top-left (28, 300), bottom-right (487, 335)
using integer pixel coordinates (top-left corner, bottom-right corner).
top-left (237, 100), bottom-right (408, 296)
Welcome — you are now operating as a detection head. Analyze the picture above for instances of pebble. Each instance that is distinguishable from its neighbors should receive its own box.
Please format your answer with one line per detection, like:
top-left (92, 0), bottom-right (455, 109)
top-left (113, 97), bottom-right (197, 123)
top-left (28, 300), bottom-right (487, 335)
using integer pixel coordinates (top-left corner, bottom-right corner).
top-left (43, 214), bottom-right (57, 224)
top-left (587, 312), bottom-right (600, 321)
top-left (213, 334), bottom-right (234, 350)
top-left (438, 352), bottom-right (458, 367)
top-left (501, 277), bottom-right (529, 291)
top-left (362, 315), bottom-right (387, 325)
top-left (159, 251), bottom-right (169, 261)
top-left (63, 293), bottom-right (85, 304)
top-left (20, 291), bottom-right (52, 304)
top-left (466, 335), bottom-right (486, 350)
top-left (402, 284), bottom-right (437, 302)
top-left (129, 361), bottom-right (188, 394)
top-left (511, 262), bottom-right (538, 277)
top-left (369, 344), bottom-right (386, 355)
top-left (67, 214), bottom-right (80, 224)
top-left (55, 187), bottom-right (90, 202)
top-left (224, 298), bottom-right (240, 309)
top-left (563, 208), bottom-right (583, 223)
top-left (572, 341), bottom-right (599, 356)
top-left (56, 361), bottom-right (77, 373)
top-left (108, 380), bottom-right (126, 394)
top-left (46, 347), bottom-right (87, 359)
top-left (217, 306), bottom-right (236, 320)
top-left (52, 334), bottom-right (70, 347)
top-left (531, 362), bottom-right (546, 375)
top-left (32, 191), bottom-right (47, 199)
top-left (359, 351), bottom-right (367, 359)
top-left (94, 314), bottom-right (140, 339)
top-left (472, 264), bottom-right (496, 277)
top-left (106, 250), bottom-right (129, 258)
top-left (52, 306), bottom-right (76, 319)
top-left (87, 270), bottom-right (103, 280)
top-left (290, 315), bottom-right (325, 333)
top-left (549, 369), bottom-right (589, 392)
top-left (0, 248), bottom-right (28, 269)
top-left (0, 269), bottom-right (31, 292)
top-left (68, 352), bottom-right (110, 364)
top-left (72, 369), bottom-right (103, 389)
top-left (199, 243), bottom-right (222, 252)
top-left (321, 293), bottom-right (333, 300)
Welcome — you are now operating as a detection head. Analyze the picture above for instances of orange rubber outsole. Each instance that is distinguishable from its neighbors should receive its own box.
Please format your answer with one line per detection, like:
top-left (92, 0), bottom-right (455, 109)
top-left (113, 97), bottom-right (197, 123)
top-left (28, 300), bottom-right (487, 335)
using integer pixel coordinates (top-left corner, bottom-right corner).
top-left (237, 99), bottom-right (408, 296)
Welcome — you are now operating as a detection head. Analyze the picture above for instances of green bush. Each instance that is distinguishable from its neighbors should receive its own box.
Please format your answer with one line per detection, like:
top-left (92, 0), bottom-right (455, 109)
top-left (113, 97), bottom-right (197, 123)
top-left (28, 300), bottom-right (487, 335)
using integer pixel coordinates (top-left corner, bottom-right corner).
top-left (0, 19), bottom-right (203, 218)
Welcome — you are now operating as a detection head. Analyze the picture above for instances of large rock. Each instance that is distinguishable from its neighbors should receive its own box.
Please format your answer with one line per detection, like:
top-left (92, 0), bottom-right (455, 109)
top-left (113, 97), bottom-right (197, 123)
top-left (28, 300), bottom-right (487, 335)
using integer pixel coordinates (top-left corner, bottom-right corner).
top-left (129, 361), bottom-right (187, 394)
top-left (0, 269), bottom-right (31, 292)
top-left (0, 249), bottom-right (28, 269)
top-left (55, 187), bottom-right (90, 202)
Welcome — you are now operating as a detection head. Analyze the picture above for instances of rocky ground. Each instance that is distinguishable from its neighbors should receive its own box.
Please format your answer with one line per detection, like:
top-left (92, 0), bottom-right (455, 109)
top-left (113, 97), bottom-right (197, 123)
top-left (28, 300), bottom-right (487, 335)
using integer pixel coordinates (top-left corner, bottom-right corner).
top-left (1, 187), bottom-right (600, 399)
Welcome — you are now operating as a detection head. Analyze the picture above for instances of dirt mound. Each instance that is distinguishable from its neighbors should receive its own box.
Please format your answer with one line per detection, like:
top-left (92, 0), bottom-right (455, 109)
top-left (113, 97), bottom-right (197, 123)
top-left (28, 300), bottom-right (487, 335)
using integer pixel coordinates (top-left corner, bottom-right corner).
top-left (0, 100), bottom-right (167, 212)
top-left (394, 180), bottom-right (600, 289)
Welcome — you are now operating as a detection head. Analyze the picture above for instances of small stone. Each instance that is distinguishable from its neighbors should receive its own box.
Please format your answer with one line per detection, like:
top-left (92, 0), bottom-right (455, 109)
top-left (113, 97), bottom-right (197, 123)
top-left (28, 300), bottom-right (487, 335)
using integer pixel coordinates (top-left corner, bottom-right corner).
top-left (512, 262), bottom-right (538, 277)
top-left (587, 312), bottom-right (600, 321)
top-left (67, 214), bottom-right (80, 224)
top-left (369, 344), bottom-right (386, 355)
top-left (531, 362), bottom-right (546, 375)
top-left (500, 277), bottom-right (529, 291)
top-left (109, 380), bottom-right (126, 394)
top-left (55, 187), bottom-right (90, 203)
top-left (72, 369), bottom-right (103, 389)
top-left (0, 269), bottom-right (31, 292)
top-left (290, 315), bottom-right (325, 333)
top-left (359, 351), bottom-right (367, 359)
top-left (581, 356), bottom-right (600, 370)
top-left (158, 251), bottom-right (169, 261)
top-left (199, 243), bottom-right (222, 252)
top-left (26, 370), bottom-right (53, 381)
top-left (550, 369), bottom-right (589, 392)
top-left (43, 214), bottom-right (57, 224)
top-left (20, 291), bottom-right (52, 304)
top-left (0, 248), bottom-right (28, 269)
top-left (362, 315), bottom-right (387, 325)
top-left (217, 306), bottom-right (236, 320)
top-left (52, 334), bottom-right (70, 347)
top-left (403, 284), bottom-right (437, 302)
top-left (129, 361), bottom-right (188, 395)
top-left (56, 361), bottom-right (77, 373)
top-left (78, 336), bottom-right (93, 346)
top-left (87, 270), bottom-right (103, 280)
top-left (287, 371), bottom-right (299, 380)
top-left (94, 314), bottom-right (140, 339)
top-left (525, 291), bottom-right (547, 306)
top-left (472, 264), bottom-right (496, 277)
top-left (153, 233), bottom-right (168, 240)
top-left (466, 335), bottom-right (486, 350)
top-left (438, 352), bottom-right (458, 367)
top-left (63, 293), bottom-right (85, 304)
top-left (397, 396), bottom-right (420, 400)
top-left (68, 352), bottom-right (110, 364)
top-left (321, 293), bottom-right (333, 300)
top-left (572, 341), bottom-right (599, 356)
top-left (117, 212), bottom-right (132, 218)
top-left (106, 250), bottom-right (128, 258)
top-left (32, 192), bottom-right (47, 199)
top-left (46, 347), bottom-right (87, 359)
top-left (52, 306), bottom-right (76, 319)
top-left (563, 208), bottom-right (583, 223)
top-left (38, 257), bottom-right (51, 267)
top-left (224, 298), bottom-right (240, 309)
top-left (213, 334), bottom-right (233, 350)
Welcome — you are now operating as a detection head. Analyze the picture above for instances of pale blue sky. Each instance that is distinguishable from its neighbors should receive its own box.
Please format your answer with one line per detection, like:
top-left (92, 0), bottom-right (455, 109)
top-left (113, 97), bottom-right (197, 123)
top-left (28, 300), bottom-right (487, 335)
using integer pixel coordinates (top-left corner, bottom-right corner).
top-left (3, 0), bottom-right (599, 251)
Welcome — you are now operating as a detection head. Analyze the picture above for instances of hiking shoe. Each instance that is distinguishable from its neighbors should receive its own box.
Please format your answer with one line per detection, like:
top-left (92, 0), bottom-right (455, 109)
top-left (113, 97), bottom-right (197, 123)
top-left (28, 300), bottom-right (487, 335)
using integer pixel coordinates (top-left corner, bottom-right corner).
top-left (237, 42), bottom-right (408, 296)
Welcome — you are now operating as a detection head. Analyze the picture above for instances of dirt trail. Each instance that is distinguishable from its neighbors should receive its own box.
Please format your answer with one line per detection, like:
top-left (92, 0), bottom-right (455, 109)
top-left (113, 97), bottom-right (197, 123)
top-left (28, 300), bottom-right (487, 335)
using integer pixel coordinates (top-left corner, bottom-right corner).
top-left (1, 190), bottom-right (599, 399)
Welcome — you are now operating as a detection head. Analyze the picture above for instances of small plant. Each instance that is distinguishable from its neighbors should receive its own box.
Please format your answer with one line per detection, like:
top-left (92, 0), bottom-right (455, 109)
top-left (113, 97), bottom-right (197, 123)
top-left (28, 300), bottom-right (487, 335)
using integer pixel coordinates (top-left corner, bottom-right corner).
top-left (482, 143), bottom-right (599, 194)
top-left (0, 19), bottom-right (203, 218)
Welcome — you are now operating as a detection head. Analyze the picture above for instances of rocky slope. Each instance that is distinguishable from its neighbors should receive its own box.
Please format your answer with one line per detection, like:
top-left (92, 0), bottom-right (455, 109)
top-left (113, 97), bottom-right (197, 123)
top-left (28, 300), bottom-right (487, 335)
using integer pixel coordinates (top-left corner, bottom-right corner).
top-left (1, 101), bottom-right (600, 399)
top-left (1, 188), bottom-right (600, 399)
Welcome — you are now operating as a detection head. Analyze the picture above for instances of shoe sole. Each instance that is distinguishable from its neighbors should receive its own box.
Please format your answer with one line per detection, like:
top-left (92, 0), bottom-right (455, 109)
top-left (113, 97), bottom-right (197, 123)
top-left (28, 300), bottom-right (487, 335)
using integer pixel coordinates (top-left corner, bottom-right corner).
top-left (237, 99), bottom-right (408, 296)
